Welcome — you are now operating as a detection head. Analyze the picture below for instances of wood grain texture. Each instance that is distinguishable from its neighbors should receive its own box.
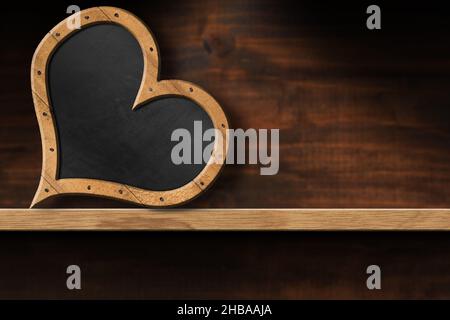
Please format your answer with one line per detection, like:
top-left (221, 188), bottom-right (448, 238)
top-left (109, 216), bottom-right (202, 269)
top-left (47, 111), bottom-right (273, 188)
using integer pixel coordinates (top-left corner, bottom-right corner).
top-left (0, 209), bottom-right (450, 230)
top-left (2, 1), bottom-right (450, 208)
top-left (1, 231), bottom-right (450, 299)
top-left (1, 0), bottom-right (450, 299)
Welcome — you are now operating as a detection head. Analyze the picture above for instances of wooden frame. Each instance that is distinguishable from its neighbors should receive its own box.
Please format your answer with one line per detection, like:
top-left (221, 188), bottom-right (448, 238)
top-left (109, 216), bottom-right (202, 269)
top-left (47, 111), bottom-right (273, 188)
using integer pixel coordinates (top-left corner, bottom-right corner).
top-left (1, 209), bottom-right (450, 230)
top-left (30, 7), bottom-right (228, 208)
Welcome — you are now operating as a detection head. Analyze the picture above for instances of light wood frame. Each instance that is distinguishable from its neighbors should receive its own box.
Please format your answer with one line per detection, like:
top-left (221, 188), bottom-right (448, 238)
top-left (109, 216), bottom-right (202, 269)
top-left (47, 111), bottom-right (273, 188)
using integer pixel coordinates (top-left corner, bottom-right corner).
top-left (30, 7), bottom-right (229, 208)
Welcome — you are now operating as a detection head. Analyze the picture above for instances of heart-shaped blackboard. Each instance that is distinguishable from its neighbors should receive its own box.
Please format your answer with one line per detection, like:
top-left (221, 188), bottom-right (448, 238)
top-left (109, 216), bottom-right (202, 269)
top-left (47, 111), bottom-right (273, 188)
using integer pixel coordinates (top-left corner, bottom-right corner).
top-left (30, 7), bottom-right (228, 207)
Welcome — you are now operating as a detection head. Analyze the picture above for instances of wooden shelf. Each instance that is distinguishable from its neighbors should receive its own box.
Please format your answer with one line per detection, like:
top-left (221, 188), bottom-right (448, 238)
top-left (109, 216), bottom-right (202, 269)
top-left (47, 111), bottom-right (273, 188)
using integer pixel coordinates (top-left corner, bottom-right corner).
top-left (0, 209), bottom-right (449, 230)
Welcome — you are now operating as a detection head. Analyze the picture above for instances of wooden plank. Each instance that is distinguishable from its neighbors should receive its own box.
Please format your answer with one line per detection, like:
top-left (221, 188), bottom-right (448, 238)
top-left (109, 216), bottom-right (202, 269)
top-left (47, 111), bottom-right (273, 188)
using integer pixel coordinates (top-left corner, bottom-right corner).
top-left (0, 209), bottom-right (449, 230)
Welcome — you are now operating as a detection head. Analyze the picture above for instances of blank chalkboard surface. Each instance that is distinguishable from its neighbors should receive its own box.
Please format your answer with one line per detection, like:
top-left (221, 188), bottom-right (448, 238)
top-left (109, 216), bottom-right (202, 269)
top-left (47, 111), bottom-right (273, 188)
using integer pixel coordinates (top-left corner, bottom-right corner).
top-left (49, 24), bottom-right (213, 191)
top-left (30, 7), bottom-right (228, 207)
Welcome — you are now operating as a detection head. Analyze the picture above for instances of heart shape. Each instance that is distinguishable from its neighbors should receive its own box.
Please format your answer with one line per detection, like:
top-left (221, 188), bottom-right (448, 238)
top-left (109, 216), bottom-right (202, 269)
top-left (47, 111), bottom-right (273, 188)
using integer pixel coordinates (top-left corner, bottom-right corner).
top-left (30, 7), bottom-right (228, 207)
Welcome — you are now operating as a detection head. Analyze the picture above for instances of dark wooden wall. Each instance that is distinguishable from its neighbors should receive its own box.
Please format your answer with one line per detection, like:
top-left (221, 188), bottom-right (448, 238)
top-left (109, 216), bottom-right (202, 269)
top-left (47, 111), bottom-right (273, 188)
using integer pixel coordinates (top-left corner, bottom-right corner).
top-left (1, 0), bottom-right (450, 298)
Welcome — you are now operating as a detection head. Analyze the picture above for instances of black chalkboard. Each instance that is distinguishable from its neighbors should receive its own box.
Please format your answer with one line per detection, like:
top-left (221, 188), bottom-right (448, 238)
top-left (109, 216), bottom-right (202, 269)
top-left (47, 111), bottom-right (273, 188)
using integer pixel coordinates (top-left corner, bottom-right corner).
top-left (48, 24), bottom-right (213, 191)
